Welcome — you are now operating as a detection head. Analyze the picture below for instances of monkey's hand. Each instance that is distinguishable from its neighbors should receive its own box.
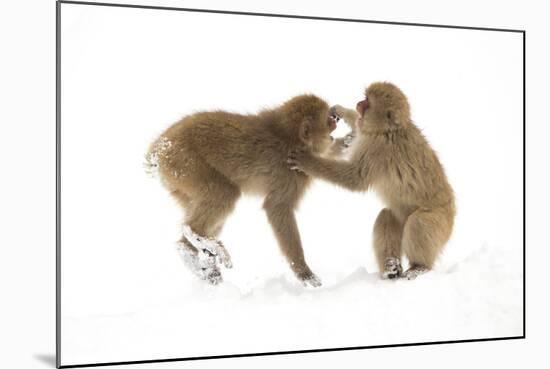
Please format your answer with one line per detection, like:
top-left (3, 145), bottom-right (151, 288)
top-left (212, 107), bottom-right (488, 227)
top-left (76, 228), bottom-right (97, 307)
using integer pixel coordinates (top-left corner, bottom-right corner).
top-left (329, 105), bottom-right (346, 120)
top-left (293, 264), bottom-right (322, 287)
top-left (330, 104), bottom-right (359, 130)
top-left (342, 132), bottom-right (356, 149)
top-left (328, 106), bottom-right (342, 125)
top-left (287, 147), bottom-right (314, 174)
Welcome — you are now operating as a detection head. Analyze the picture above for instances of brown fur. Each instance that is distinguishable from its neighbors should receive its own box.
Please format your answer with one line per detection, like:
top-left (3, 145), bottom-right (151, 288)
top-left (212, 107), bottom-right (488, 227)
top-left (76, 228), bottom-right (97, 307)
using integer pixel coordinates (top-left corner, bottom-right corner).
top-left (288, 82), bottom-right (455, 279)
top-left (148, 94), bottom-right (340, 286)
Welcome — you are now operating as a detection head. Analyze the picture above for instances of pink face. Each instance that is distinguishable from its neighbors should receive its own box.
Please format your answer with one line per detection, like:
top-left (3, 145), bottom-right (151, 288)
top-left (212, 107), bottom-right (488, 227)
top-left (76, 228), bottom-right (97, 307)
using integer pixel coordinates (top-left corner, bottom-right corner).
top-left (356, 96), bottom-right (370, 117)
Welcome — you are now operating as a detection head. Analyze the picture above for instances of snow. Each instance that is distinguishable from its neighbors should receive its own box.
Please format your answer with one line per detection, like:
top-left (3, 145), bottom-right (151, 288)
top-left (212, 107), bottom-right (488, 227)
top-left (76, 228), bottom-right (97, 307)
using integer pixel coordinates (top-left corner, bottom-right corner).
top-left (144, 136), bottom-right (171, 178)
top-left (181, 225), bottom-right (233, 270)
top-left (62, 242), bottom-right (522, 365)
top-left (61, 169), bottom-right (523, 365)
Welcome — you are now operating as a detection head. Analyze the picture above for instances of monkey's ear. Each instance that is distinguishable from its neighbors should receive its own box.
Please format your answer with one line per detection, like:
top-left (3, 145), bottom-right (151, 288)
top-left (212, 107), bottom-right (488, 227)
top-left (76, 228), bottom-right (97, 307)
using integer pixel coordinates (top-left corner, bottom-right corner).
top-left (299, 120), bottom-right (312, 143)
top-left (386, 110), bottom-right (399, 125)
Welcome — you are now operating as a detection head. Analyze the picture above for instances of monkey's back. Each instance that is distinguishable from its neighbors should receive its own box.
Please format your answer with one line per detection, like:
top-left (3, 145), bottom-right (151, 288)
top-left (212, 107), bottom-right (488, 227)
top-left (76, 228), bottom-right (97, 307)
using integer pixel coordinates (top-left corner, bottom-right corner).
top-left (153, 111), bottom-right (296, 193)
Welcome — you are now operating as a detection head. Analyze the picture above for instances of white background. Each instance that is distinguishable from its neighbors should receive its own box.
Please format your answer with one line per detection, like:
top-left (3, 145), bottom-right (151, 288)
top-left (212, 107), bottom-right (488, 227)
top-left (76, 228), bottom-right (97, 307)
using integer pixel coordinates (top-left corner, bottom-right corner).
top-left (57, 2), bottom-right (524, 365)
top-left (0, 0), bottom-right (547, 369)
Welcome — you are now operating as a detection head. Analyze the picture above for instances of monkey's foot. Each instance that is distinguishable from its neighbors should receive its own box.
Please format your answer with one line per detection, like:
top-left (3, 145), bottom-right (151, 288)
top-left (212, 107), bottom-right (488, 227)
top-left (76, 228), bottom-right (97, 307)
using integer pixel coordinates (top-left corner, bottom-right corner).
top-left (202, 264), bottom-right (223, 285)
top-left (177, 242), bottom-right (224, 285)
top-left (382, 257), bottom-right (403, 280)
top-left (181, 225), bottom-right (233, 269)
top-left (402, 266), bottom-right (429, 280)
top-left (294, 267), bottom-right (322, 287)
top-left (302, 273), bottom-right (322, 288)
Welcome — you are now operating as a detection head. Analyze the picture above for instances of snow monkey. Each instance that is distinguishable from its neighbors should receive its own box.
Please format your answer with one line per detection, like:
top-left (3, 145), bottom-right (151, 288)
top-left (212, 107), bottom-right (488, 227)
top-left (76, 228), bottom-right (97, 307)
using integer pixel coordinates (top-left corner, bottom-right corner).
top-left (288, 82), bottom-right (455, 280)
top-left (146, 95), bottom-right (356, 286)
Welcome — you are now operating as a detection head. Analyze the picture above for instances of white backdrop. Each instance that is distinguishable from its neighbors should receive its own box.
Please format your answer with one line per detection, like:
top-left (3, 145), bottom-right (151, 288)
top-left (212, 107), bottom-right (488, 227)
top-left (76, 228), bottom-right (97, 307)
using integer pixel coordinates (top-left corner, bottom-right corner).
top-left (4, 0), bottom-right (548, 369)
top-left (57, 3), bottom-right (524, 366)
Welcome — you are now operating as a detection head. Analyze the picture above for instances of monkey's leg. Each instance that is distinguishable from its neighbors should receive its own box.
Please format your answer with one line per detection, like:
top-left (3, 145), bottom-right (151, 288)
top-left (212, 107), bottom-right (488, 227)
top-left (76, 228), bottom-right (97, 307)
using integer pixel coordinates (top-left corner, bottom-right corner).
top-left (170, 189), bottom-right (192, 209)
top-left (171, 168), bottom-right (240, 284)
top-left (182, 170), bottom-right (240, 269)
top-left (169, 190), bottom-right (222, 283)
top-left (401, 208), bottom-right (452, 280)
top-left (263, 194), bottom-right (321, 287)
top-left (373, 208), bottom-right (404, 279)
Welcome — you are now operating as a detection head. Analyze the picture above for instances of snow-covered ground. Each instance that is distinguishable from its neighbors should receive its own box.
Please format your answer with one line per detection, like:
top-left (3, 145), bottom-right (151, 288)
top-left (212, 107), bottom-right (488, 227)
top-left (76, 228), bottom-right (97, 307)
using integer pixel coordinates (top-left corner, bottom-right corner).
top-left (59, 5), bottom-right (523, 366)
top-left (61, 235), bottom-right (522, 365)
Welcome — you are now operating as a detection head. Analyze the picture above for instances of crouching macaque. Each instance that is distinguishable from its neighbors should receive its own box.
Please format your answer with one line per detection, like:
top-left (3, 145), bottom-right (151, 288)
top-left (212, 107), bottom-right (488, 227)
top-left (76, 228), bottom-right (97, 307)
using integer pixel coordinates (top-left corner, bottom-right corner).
top-left (288, 82), bottom-right (455, 279)
top-left (147, 95), bottom-right (355, 286)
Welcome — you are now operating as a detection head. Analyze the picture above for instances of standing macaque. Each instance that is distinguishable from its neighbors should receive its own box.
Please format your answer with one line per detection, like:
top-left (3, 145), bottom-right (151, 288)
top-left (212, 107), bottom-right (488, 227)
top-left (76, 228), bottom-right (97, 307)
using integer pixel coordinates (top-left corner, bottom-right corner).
top-left (288, 82), bottom-right (455, 279)
top-left (147, 94), bottom-right (355, 286)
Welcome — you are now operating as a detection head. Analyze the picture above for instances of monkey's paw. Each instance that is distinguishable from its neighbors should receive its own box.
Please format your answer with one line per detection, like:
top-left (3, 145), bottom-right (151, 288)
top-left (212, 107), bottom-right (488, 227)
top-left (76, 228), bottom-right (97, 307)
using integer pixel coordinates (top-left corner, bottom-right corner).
top-left (309, 275), bottom-right (322, 287)
top-left (294, 268), bottom-right (322, 287)
top-left (382, 257), bottom-right (403, 280)
top-left (203, 265), bottom-right (223, 285)
top-left (287, 147), bottom-right (310, 173)
top-left (302, 273), bottom-right (322, 288)
top-left (329, 105), bottom-right (346, 120)
top-left (342, 132), bottom-right (356, 148)
top-left (182, 225), bottom-right (233, 269)
top-left (177, 242), bottom-right (224, 285)
top-left (402, 266), bottom-right (428, 280)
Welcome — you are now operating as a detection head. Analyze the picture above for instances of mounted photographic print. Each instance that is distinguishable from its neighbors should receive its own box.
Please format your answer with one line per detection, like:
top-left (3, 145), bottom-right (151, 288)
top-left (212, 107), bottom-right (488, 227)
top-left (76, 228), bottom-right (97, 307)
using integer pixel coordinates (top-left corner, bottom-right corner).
top-left (57, 1), bottom-right (525, 367)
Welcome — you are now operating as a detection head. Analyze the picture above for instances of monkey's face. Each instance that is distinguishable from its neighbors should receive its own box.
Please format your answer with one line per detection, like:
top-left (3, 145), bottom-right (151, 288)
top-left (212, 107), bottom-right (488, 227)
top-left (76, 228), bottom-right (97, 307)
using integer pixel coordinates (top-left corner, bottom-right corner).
top-left (286, 95), bottom-right (334, 153)
top-left (307, 109), bottom-right (337, 154)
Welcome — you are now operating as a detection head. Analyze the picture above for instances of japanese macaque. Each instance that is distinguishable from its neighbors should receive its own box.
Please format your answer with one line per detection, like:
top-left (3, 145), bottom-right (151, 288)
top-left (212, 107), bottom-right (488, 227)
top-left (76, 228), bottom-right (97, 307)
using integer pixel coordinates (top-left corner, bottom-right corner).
top-left (147, 94), bottom-right (354, 286)
top-left (288, 82), bottom-right (455, 279)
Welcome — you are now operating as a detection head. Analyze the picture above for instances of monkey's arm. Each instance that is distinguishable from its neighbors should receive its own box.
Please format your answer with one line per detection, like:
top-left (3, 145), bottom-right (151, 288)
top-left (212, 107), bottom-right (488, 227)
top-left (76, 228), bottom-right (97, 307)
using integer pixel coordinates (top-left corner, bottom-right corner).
top-left (330, 104), bottom-right (360, 128)
top-left (288, 150), bottom-right (367, 192)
